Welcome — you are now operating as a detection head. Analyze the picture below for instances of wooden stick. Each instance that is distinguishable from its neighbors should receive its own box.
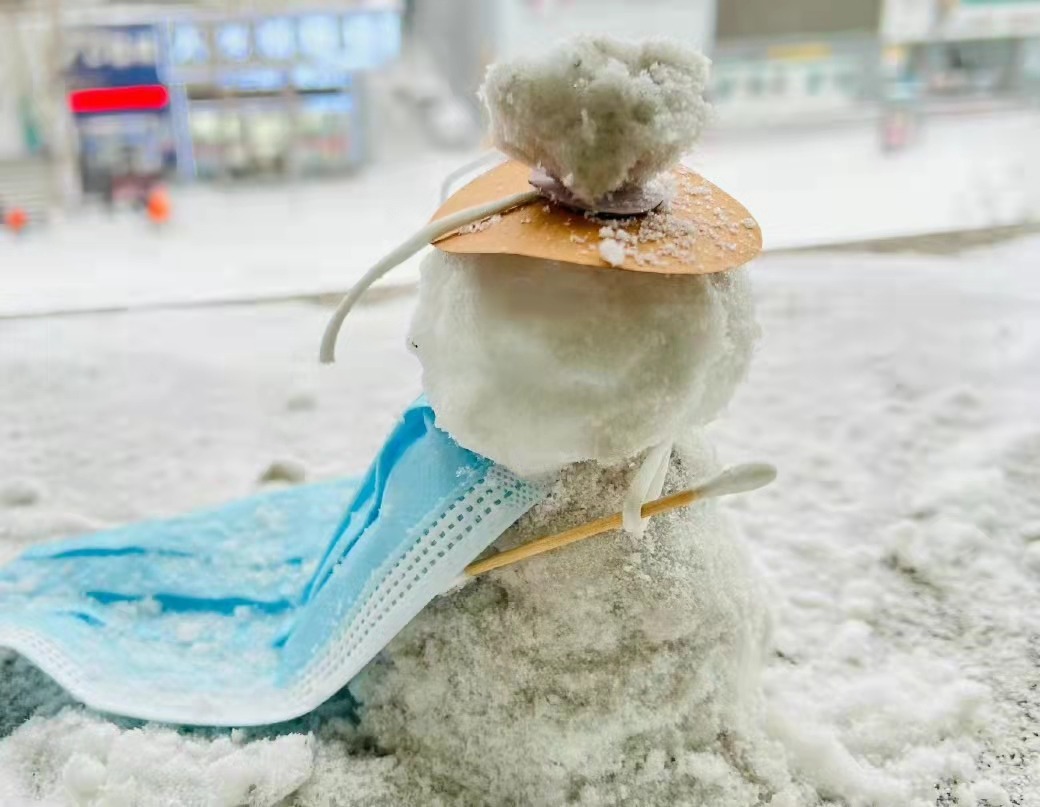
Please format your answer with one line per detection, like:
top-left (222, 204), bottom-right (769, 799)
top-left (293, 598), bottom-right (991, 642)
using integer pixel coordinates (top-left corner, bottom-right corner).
top-left (462, 462), bottom-right (776, 579)
top-left (463, 487), bottom-right (700, 578)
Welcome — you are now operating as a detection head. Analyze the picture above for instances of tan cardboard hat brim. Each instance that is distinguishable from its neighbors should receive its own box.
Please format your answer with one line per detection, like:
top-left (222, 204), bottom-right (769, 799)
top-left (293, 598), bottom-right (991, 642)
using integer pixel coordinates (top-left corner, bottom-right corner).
top-left (431, 160), bottom-right (762, 275)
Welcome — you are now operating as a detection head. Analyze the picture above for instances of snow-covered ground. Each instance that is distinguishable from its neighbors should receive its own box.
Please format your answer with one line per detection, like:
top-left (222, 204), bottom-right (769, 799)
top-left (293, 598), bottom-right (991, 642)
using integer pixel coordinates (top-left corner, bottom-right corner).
top-left (0, 233), bottom-right (1037, 805)
top-left (2, 109), bottom-right (1038, 318)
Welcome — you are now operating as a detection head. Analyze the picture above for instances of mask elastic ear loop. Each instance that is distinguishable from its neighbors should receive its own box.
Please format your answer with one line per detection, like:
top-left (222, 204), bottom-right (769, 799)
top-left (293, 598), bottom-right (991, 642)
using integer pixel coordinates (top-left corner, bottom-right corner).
top-left (320, 188), bottom-right (541, 364)
top-left (622, 440), bottom-right (673, 537)
top-left (439, 150), bottom-right (506, 203)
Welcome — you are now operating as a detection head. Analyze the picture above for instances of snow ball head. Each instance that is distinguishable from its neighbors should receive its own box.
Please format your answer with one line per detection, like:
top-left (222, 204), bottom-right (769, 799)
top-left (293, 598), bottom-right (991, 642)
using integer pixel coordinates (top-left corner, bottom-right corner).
top-left (408, 251), bottom-right (758, 477)
top-left (481, 37), bottom-right (712, 205)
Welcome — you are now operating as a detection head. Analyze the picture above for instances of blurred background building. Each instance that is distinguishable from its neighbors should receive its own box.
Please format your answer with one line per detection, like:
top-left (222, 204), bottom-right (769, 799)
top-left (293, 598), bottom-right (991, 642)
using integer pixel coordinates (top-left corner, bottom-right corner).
top-left (882, 0), bottom-right (1040, 103)
top-left (1, 0), bottom-right (403, 213)
top-left (1, 0), bottom-right (1038, 214)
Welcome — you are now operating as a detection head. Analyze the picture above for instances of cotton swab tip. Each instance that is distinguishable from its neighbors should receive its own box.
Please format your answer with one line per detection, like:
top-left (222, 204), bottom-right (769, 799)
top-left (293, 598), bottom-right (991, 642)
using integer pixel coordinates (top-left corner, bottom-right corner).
top-left (696, 463), bottom-right (777, 499)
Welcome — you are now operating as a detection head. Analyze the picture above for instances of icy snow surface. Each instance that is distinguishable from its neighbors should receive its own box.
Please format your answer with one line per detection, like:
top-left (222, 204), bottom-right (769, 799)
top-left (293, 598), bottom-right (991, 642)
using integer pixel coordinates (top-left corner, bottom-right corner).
top-left (1, 237), bottom-right (1039, 804)
top-left (0, 712), bottom-right (313, 806)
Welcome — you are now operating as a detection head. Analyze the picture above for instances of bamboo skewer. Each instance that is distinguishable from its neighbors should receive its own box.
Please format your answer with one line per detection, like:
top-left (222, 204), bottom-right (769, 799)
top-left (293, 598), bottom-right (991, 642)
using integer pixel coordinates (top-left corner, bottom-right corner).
top-left (463, 462), bottom-right (776, 579)
top-left (464, 488), bottom-right (696, 577)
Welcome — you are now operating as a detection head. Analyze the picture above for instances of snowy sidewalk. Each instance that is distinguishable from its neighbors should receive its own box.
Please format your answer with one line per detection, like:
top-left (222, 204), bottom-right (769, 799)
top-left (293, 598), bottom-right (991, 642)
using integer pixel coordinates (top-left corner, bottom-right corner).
top-left (1, 237), bottom-right (1039, 804)
top-left (1, 109), bottom-right (1038, 320)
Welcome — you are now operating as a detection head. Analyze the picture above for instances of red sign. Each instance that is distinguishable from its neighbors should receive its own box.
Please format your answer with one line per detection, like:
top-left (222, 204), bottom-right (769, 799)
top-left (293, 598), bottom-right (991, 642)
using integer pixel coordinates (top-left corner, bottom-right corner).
top-left (68, 85), bottom-right (169, 114)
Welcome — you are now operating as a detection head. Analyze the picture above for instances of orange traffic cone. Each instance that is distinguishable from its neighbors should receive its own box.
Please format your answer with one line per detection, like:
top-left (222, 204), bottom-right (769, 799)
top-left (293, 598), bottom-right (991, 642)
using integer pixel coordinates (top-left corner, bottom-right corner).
top-left (146, 187), bottom-right (171, 226)
top-left (4, 207), bottom-right (28, 235)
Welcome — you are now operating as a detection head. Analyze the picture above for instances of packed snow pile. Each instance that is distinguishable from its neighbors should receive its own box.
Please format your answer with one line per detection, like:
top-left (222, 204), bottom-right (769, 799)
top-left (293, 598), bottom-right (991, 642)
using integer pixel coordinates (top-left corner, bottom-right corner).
top-left (348, 442), bottom-right (803, 805)
top-left (481, 37), bottom-right (711, 204)
top-left (0, 710), bottom-right (313, 806)
top-left (0, 239), bottom-right (1039, 804)
top-left (409, 251), bottom-right (757, 476)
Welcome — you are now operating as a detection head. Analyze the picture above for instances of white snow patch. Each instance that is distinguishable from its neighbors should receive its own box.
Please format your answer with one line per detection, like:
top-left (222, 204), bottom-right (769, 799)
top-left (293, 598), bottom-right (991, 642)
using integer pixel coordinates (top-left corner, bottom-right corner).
top-left (0, 710), bottom-right (313, 806)
top-left (967, 780), bottom-right (1012, 806)
top-left (597, 236), bottom-right (627, 266)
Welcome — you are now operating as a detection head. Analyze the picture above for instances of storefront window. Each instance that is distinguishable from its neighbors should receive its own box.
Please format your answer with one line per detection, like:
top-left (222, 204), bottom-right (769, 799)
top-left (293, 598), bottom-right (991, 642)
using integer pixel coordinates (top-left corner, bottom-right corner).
top-left (299, 15), bottom-right (340, 61)
top-left (171, 24), bottom-right (208, 66)
top-left (216, 23), bottom-right (251, 63)
top-left (255, 18), bottom-right (296, 62)
top-left (713, 76), bottom-right (735, 100)
top-left (835, 71), bottom-right (861, 95)
top-left (924, 38), bottom-right (1018, 95)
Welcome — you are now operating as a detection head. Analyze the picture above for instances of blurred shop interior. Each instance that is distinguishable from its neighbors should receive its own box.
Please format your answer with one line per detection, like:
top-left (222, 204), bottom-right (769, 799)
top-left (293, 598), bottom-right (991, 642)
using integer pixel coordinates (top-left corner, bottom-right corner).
top-left (1, 0), bottom-right (1039, 215)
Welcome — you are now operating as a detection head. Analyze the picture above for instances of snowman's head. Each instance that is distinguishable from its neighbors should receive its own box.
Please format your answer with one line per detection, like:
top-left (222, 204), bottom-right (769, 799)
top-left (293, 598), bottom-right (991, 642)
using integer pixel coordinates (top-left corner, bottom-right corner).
top-left (320, 36), bottom-right (762, 481)
top-left (482, 37), bottom-right (712, 207)
top-left (408, 250), bottom-right (758, 477)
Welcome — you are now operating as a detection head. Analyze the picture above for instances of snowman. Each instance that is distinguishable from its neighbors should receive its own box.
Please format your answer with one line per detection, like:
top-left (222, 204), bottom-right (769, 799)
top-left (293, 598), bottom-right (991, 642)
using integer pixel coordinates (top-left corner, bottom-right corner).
top-left (318, 37), bottom-right (799, 806)
top-left (0, 35), bottom-right (803, 805)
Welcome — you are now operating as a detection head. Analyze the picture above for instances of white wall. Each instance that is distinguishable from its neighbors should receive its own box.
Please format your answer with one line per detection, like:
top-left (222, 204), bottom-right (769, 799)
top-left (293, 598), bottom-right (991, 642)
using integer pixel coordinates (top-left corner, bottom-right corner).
top-left (413, 0), bottom-right (497, 101)
top-left (0, 14), bottom-right (57, 161)
top-left (882, 0), bottom-right (1040, 43)
top-left (0, 14), bottom-right (26, 159)
top-left (410, 0), bottom-right (716, 118)
top-left (496, 0), bottom-right (716, 59)
top-left (0, 94), bottom-right (21, 160)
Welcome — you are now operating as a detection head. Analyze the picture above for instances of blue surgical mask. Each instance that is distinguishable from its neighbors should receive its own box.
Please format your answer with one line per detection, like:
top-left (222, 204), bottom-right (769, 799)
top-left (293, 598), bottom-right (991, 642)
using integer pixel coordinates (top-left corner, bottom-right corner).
top-left (0, 399), bottom-right (546, 726)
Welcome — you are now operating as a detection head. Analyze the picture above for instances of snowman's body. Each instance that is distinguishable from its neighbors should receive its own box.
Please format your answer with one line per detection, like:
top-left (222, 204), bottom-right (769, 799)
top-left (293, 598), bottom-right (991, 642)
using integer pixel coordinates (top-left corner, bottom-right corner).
top-left (339, 250), bottom-right (792, 805)
top-left (352, 445), bottom-right (773, 805)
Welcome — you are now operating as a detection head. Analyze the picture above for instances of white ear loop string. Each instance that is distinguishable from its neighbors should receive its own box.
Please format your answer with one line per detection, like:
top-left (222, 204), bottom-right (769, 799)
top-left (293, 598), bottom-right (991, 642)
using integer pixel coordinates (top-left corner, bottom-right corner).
top-left (439, 150), bottom-right (506, 203)
top-left (320, 188), bottom-right (540, 364)
top-left (622, 440), bottom-right (674, 537)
